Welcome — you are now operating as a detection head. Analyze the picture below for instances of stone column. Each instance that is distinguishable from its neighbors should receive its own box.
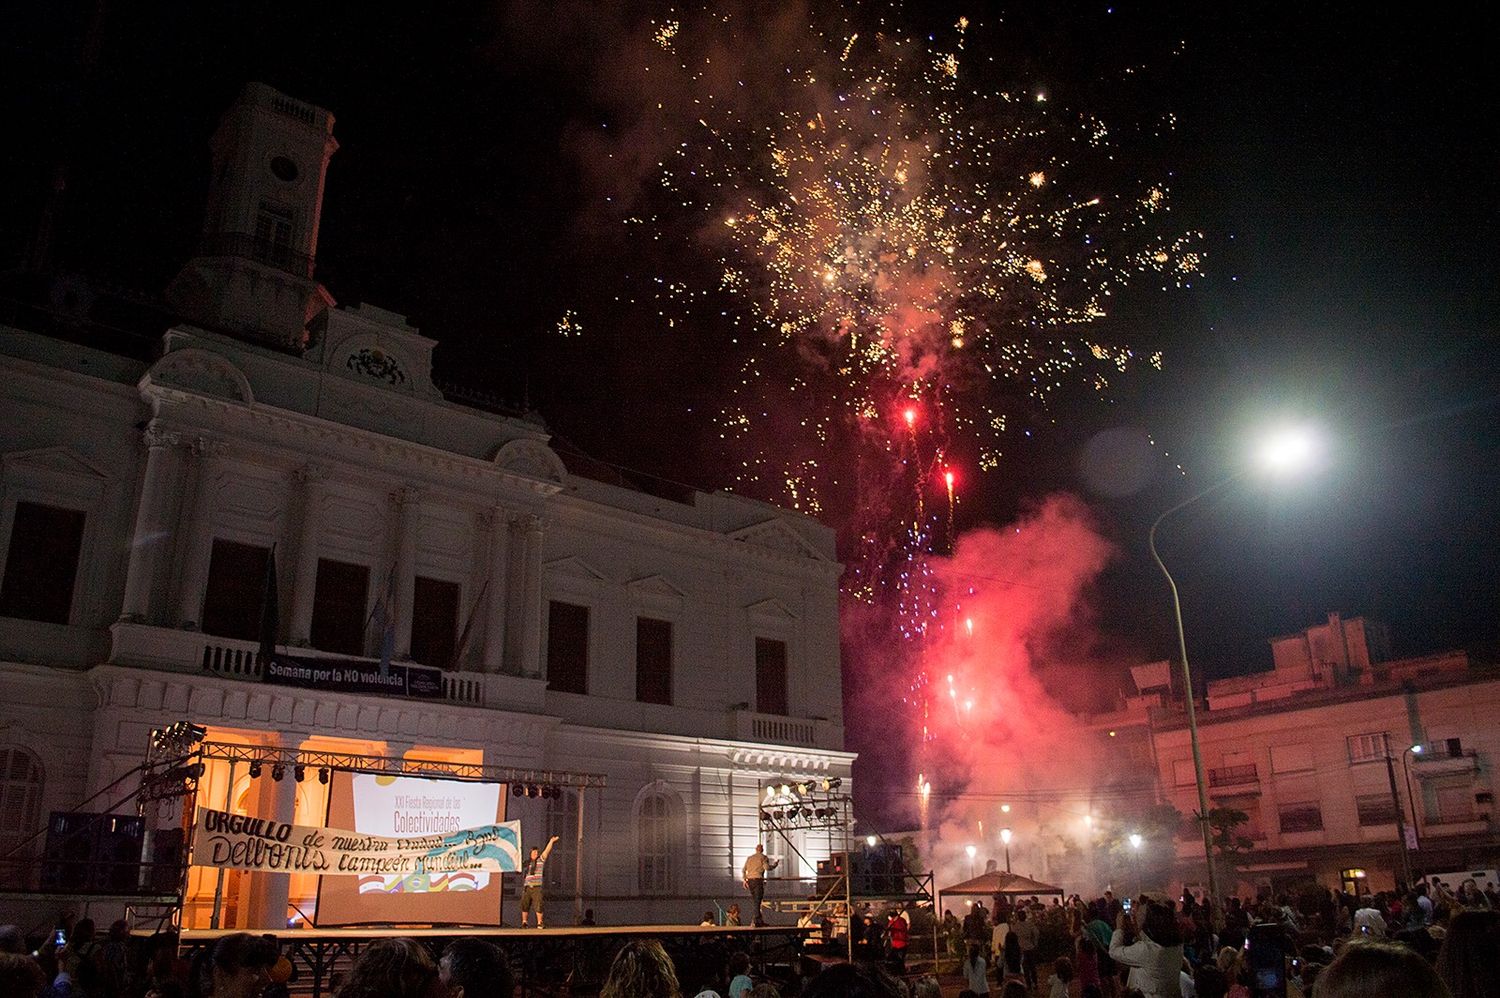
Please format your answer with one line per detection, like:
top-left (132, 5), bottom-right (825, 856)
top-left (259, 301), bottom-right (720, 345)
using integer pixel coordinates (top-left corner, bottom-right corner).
top-left (511, 513), bottom-right (545, 678)
top-left (481, 507), bottom-right (511, 673)
top-left (391, 486), bottom-right (420, 659)
top-left (246, 738), bottom-right (297, 929)
top-left (172, 436), bottom-right (223, 629)
top-left (286, 464), bottom-right (327, 646)
top-left (119, 425), bottom-right (184, 623)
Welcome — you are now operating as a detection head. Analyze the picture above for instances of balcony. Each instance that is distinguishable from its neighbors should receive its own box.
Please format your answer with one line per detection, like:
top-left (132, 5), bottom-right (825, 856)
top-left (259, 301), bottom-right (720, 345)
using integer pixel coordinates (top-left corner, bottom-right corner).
top-left (107, 621), bottom-right (545, 711)
top-left (1208, 764), bottom-right (1260, 789)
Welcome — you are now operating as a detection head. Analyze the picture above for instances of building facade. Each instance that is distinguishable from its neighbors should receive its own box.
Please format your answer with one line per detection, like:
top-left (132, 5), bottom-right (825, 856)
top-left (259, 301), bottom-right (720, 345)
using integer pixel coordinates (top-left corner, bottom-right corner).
top-left (0, 84), bottom-right (853, 930)
top-left (1147, 614), bottom-right (1500, 897)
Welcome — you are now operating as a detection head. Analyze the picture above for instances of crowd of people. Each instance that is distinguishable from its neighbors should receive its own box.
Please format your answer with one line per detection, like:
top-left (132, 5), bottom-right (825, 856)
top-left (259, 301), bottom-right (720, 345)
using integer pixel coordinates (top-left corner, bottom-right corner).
top-left (3, 875), bottom-right (1499, 998)
top-left (936, 877), bottom-right (1500, 997)
top-left (0, 920), bottom-right (932, 998)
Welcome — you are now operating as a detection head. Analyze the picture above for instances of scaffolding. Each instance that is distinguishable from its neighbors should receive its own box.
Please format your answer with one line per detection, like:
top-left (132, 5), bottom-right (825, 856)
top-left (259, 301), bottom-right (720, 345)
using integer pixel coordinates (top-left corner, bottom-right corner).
top-left (754, 782), bottom-right (936, 964)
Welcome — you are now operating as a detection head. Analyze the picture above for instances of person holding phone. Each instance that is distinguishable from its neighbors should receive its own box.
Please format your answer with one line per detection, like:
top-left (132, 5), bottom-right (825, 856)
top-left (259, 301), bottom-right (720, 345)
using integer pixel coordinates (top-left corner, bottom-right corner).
top-left (1108, 903), bottom-right (1184, 998)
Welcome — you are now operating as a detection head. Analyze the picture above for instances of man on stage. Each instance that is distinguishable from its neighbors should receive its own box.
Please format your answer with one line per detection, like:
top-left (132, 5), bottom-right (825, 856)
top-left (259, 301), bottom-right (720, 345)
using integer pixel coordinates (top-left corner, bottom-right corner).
top-left (520, 835), bottom-right (559, 928)
top-left (742, 843), bottom-right (779, 926)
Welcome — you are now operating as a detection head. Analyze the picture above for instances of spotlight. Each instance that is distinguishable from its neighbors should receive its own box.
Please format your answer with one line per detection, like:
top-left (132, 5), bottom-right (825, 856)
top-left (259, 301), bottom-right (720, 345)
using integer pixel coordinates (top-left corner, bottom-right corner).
top-left (512, 784), bottom-right (525, 797)
top-left (826, 777), bottom-right (842, 790)
top-left (294, 765), bottom-right (306, 783)
top-left (760, 810), bottom-right (772, 823)
top-left (786, 806), bottom-right (801, 820)
top-left (526, 784), bottom-right (540, 798)
top-left (318, 768), bottom-right (330, 785)
top-left (249, 761), bottom-right (263, 779)
top-left (271, 764), bottom-right (286, 782)
top-left (778, 783), bottom-right (791, 796)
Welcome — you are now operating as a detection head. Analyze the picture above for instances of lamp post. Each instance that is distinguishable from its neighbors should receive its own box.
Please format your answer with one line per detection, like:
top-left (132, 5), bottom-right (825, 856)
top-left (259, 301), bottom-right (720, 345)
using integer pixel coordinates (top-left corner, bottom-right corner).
top-left (1000, 827), bottom-right (1013, 873)
top-left (1128, 833), bottom-right (1143, 896)
top-left (1382, 734), bottom-right (1414, 887)
top-left (1148, 424), bottom-right (1320, 907)
top-left (966, 843), bottom-right (977, 879)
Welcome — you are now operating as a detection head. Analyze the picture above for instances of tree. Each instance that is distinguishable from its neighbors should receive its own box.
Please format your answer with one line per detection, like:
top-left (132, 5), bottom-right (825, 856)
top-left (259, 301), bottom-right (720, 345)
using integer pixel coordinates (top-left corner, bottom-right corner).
top-left (1207, 806), bottom-right (1255, 860)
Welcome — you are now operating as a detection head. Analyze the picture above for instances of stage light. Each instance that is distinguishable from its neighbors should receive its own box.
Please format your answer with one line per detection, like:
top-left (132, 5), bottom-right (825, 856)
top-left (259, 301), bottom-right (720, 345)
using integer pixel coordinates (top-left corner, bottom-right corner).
top-left (318, 768), bottom-right (330, 785)
top-left (294, 765), bottom-right (306, 783)
top-left (527, 784), bottom-right (540, 798)
top-left (827, 777), bottom-right (842, 790)
top-left (271, 764), bottom-right (286, 782)
top-left (759, 810), bottom-right (772, 822)
top-left (512, 784), bottom-right (525, 796)
top-left (778, 783), bottom-right (791, 796)
top-left (248, 761), bottom-right (262, 779)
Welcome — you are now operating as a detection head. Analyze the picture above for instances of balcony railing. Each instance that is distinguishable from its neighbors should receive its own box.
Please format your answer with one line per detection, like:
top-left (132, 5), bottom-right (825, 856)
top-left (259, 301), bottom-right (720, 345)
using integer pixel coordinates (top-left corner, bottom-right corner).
top-left (1208, 764), bottom-right (1260, 788)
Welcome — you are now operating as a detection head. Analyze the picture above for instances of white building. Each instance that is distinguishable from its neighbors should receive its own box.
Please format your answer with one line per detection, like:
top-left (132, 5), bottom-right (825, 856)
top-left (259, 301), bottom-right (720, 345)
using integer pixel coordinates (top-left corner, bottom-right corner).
top-left (0, 83), bottom-right (853, 929)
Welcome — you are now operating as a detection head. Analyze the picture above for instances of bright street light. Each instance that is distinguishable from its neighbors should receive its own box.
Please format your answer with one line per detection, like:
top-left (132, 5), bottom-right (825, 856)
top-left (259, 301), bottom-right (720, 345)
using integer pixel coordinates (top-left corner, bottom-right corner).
top-left (1128, 832), bottom-right (1143, 850)
top-left (866, 834), bottom-right (877, 847)
top-left (1149, 421), bottom-right (1324, 906)
top-left (1256, 424), bottom-right (1320, 474)
top-left (965, 842), bottom-right (977, 878)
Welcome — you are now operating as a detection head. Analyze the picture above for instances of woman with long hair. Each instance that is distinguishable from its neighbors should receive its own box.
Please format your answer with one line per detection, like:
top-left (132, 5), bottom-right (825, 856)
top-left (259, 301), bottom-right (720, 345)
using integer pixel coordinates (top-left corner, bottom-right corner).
top-left (335, 938), bottom-right (439, 998)
top-left (960, 943), bottom-right (990, 996)
top-left (1436, 910), bottom-right (1500, 998)
top-left (601, 940), bottom-right (682, 998)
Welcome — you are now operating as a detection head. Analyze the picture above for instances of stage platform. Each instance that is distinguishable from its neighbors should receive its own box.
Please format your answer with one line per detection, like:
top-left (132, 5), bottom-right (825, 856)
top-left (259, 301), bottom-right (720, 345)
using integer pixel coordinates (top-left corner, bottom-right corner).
top-left (172, 923), bottom-right (815, 998)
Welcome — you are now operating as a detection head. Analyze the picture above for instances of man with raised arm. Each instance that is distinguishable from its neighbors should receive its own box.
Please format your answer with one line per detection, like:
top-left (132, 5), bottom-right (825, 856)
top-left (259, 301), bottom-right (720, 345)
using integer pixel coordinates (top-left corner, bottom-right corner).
top-left (519, 835), bottom-right (560, 928)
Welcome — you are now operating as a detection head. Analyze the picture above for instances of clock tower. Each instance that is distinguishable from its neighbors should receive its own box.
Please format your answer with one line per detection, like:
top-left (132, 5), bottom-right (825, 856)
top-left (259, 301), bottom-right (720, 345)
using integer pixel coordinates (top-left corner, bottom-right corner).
top-left (167, 83), bottom-right (338, 352)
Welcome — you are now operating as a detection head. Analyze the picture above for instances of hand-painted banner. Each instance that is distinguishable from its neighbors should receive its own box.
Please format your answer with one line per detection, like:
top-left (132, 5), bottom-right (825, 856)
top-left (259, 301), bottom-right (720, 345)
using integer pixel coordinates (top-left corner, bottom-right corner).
top-left (191, 807), bottom-right (522, 877)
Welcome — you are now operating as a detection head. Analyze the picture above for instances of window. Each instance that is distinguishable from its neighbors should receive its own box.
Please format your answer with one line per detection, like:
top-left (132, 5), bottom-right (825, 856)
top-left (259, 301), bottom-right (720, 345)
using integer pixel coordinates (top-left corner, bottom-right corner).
top-left (545, 790), bottom-right (579, 893)
top-left (410, 577), bottom-right (460, 668)
top-left (0, 502), bottom-right (86, 624)
top-left (636, 618), bottom-right (673, 705)
top-left (0, 747), bottom-right (44, 880)
top-left (200, 539), bottom-right (270, 640)
top-left (546, 601), bottom-right (589, 694)
top-left (637, 791), bottom-right (680, 895)
top-left (1347, 733), bottom-right (1391, 764)
top-left (755, 637), bottom-right (788, 716)
top-left (1431, 784), bottom-right (1476, 825)
top-left (253, 203), bottom-right (295, 267)
top-left (1270, 744), bottom-right (1315, 774)
top-left (1278, 802), bottom-right (1324, 833)
top-left (310, 559), bottom-right (369, 656)
top-left (1356, 793), bottom-right (1398, 826)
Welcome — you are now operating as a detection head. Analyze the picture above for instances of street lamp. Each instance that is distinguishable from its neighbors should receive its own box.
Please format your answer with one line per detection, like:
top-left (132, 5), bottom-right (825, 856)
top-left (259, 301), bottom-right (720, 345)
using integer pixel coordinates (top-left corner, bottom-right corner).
top-left (1128, 832), bottom-right (1144, 895)
top-left (1000, 828), bottom-right (1013, 873)
top-left (1149, 423), bottom-right (1320, 907)
top-left (966, 843), bottom-right (977, 878)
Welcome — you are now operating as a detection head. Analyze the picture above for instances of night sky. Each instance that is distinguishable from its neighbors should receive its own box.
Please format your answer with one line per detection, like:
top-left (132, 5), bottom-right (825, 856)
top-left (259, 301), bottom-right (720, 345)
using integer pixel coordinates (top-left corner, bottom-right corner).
top-left (4, 2), bottom-right (1497, 686)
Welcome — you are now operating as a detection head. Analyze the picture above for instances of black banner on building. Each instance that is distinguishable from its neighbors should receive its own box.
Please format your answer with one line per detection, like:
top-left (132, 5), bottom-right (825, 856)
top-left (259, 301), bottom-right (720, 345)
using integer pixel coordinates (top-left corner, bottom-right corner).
top-left (262, 653), bottom-right (444, 699)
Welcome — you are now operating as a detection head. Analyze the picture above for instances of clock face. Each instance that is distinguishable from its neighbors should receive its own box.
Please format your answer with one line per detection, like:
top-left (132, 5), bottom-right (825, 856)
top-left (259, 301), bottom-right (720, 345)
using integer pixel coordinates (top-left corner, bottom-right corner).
top-left (270, 156), bottom-right (300, 183)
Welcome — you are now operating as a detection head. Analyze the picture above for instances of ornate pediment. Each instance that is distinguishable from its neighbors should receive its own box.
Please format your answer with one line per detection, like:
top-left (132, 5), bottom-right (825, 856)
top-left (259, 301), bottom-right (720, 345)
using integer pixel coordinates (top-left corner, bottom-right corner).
top-left (141, 347), bottom-right (254, 404)
top-left (626, 574), bottom-right (687, 600)
top-left (745, 597), bottom-right (798, 621)
top-left (727, 518), bottom-right (829, 561)
top-left (2, 447), bottom-right (111, 483)
top-left (545, 555), bottom-right (609, 583)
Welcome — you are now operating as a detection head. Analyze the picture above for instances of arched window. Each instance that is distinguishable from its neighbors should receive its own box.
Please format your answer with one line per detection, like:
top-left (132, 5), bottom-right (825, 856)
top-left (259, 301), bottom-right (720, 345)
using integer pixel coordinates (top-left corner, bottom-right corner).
top-left (636, 786), bottom-right (683, 896)
top-left (0, 747), bottom-right (44, 879)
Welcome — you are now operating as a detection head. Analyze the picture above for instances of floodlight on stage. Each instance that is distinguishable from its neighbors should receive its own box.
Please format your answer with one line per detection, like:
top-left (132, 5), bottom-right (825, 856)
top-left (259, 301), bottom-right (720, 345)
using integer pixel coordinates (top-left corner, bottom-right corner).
top-left (512, 784), bottom-right (525, 796)
top-left (271, 764), bottom-right (286, 782)
top-left (825, 777), bottom-right (843, 790)
top-left (318, 768), bottom-right (330, 785)
top-left (760, 810), bottom-right (772, 822)
top-left (294, 765), bottom-right (306, 783)
top-left (249, 761), bottom-right (263, 779)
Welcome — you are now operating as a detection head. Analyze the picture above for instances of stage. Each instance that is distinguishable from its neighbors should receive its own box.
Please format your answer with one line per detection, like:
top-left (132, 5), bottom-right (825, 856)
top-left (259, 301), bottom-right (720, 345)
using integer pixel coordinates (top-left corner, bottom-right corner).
top-left (172, 923), bottom-right (815, 997)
